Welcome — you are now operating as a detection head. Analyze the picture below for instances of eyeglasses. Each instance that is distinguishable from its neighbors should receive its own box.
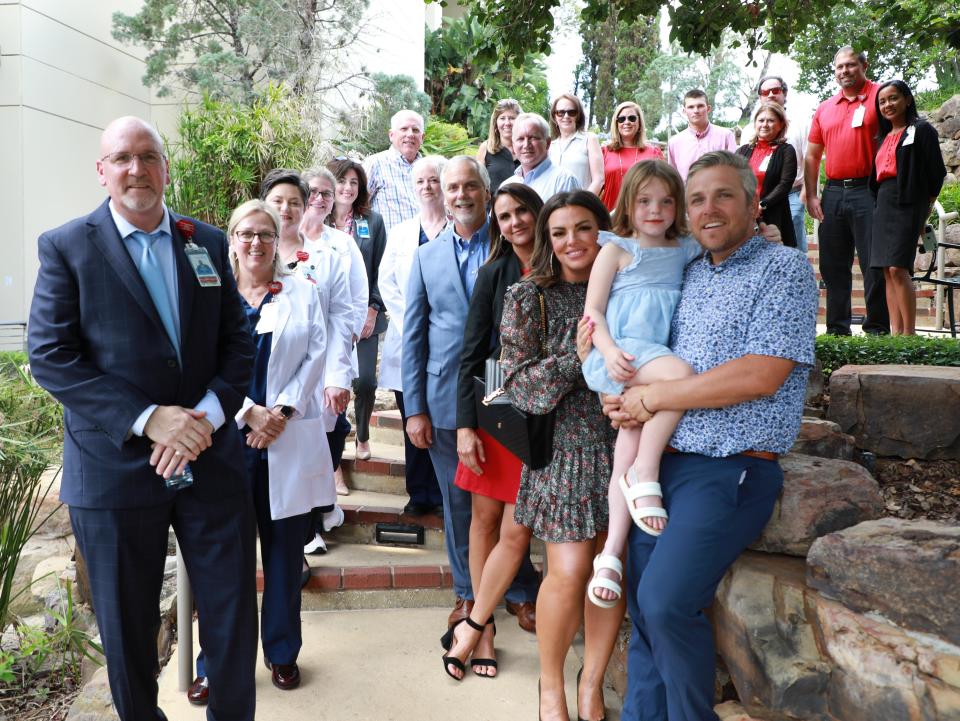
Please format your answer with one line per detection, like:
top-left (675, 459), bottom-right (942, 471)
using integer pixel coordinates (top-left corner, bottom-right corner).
top-left (309, 188), bottom-right (334, 200)
top-left (100, 151), bottom-right (164, 167)
top-left (617, 114), bottom-right (639, 124)
top-left (234, 230), bottom-right (278, 244)
top-left (758, 87), bottom-right (785, 97)
top-left (554, 109), bottom-right (578, 118)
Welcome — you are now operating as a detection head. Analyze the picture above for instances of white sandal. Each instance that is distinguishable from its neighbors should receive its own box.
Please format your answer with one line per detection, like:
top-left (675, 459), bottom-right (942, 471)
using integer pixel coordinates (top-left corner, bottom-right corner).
top-left (618, 467), bottom-right (668, 537)
top-left (587, 554), bottom-right (623, 608)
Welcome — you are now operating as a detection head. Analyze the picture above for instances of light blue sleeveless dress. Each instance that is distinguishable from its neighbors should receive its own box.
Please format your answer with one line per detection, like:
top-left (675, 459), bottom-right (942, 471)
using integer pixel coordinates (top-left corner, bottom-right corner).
top-left (582, 231), bottom-right (702, 395)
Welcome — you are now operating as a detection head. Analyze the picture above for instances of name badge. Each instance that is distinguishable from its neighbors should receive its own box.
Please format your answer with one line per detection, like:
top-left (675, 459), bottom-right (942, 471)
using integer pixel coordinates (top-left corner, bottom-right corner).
top-left (758, 153), bottom-right (772, 172)
top-left (185, 245), bottom-right (222, 287)
top-left (255, 300), bottom-right (279, 334)
top-left (356, 219), bottom-right (370, 239)
top-left (851, 105), bottom-right (865, 128)
top-left (903, 125), bottom-right (916, 146)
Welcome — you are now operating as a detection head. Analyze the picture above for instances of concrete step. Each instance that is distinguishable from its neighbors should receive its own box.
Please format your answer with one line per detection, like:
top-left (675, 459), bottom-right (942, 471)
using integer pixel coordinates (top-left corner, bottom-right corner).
top-left (340, 440), bottom-right (407, 495)
top-left (367, 409), bottom-right (405, 447)
top-left (158, 608), bottom-right (624, 720)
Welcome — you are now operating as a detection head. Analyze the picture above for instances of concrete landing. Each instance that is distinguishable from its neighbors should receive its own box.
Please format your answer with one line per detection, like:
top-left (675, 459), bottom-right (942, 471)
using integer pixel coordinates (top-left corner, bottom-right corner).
top-left (157, 608), bottom-right (622, 721)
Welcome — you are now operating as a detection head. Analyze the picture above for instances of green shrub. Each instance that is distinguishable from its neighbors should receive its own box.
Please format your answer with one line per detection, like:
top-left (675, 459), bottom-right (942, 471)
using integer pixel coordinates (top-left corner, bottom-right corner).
top-left (937, 181), bottom-right (960, 217)
top-left (0, 353), bottom-right (62, 627)
top-left (335, 73), bottom-right (431, 157)
top-left (421, 117), bottom-right (474, 158)
top-left (916, 84), bottom-right (960, 113)
top-left (165, 84), bottom-right (317, 230)
top-left (815, 334), bottom-right (960, 378)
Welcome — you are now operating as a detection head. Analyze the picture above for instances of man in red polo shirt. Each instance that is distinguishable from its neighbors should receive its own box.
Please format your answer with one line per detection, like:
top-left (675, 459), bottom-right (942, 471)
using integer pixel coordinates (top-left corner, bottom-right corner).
top-left (805, 46), bottom-right (889, 335)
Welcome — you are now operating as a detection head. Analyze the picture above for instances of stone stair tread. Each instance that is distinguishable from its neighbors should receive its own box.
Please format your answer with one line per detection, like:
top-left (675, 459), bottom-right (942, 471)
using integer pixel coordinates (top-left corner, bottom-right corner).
top-left (307, 539), bottom-right (449, 568)
top-left (342, 440), bottom-right (405, 463)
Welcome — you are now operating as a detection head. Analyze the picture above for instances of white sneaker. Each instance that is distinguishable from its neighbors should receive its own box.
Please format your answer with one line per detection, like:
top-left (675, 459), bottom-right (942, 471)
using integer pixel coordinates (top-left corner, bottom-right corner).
top-left (322, 505), bottom-right (345, 532)
top-left (303, 532), bottom-right (327, 555)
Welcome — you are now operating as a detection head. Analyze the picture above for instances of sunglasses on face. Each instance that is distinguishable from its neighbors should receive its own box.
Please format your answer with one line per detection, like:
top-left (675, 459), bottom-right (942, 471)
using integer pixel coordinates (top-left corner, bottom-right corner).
top-left (617, 114), bottom-right (639, 124)
top-left (554, 109), bottom-right (578, 118)
top-left (758, 87), bottom-right (784, 97)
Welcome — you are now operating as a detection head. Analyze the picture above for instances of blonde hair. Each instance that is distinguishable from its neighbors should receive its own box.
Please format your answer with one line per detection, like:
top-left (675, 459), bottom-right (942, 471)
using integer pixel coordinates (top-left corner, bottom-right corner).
top-left (607, 101), bottom-right (650, 152)
top-left (611, 160), bottom-right (687, 240)
top-left (226, 199), bottom-right (290, 279)
top-left (486, 98), bottom-right (522, 154)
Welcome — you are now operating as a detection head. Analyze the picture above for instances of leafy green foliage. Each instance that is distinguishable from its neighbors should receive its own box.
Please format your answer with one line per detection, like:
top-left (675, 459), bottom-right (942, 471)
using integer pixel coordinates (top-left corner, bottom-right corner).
top-left (164, 85), bottom-right (317, 230)
top-left (424, 17), bottom-right (549, 138)
top-left (422, 118), bottom-right (473, 157)
top-left (815, 334), bottom-right (960, 378)
top-left (937, 182), bottom-right (960, 218)
top-left (916, 82), bottom-right (960, 112)
top-left (113, 0), bottom-right (369, 103)
top-left (0, 354), bottom-right (62, 628)
top-left (426, 0), bottom-right (959, 74)
top-left (791, 1), bottom-right (958, 100)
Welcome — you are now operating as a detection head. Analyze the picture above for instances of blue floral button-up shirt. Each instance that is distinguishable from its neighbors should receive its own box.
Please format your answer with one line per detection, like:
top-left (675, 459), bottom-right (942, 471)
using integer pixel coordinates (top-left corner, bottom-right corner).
top-left (669, 235), bottom-right (818, 456)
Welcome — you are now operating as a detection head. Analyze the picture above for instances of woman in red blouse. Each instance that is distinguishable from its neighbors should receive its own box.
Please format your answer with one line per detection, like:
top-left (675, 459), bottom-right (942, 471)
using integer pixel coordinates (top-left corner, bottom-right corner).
top-left (735, 101), bottom-right (797, 247)
top-left (869, 80), bottom-right (947, 335)
top-left (600, 101), bottom-right (663, 212)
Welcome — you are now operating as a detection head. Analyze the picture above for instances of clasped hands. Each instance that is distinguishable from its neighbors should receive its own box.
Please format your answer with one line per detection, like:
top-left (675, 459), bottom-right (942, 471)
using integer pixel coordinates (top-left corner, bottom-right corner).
top-left (144, 406), bottom-right (215, 479)
top-left (576, 316), bottom-right (654, 429)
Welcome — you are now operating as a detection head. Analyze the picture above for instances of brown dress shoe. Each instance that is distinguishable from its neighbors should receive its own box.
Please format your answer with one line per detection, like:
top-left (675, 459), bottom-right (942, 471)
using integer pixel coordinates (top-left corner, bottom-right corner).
top-left (270, 662), bottom-right (301, 690)
top-left (447, 596), bottom-right (475, 628)
top-left (505, 600), bottom-right (537, 633)
top-left (186, 676), bottom-right (209, 706)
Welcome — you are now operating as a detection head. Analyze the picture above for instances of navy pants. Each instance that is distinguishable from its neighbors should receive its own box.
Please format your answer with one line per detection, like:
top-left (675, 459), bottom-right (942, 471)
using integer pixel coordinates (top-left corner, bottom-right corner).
top-left (198, 453), bottom-right (310, 678)
top-left (326, 411), bottom-right (351, 471)
top-left (394, 391), bottom-right (442, 507)
top-left (818, 183), bottom-right (889, 335)
top-left (72, 488), bottom-right (258, 721)
top-left (622, 452), bottom-right (783, 721)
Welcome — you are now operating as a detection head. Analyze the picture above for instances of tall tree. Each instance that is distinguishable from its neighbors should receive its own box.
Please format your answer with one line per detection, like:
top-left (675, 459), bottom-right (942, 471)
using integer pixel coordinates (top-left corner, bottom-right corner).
top-left (113, 0), bottom-right (369, 104)
top-left (424, 16), bottom-right (549, 138)
top-left (576, 5), bottom-right (660, 128)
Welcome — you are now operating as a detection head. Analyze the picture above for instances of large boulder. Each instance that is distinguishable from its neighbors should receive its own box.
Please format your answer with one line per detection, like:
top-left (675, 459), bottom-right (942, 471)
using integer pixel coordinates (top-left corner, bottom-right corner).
top-left (790, 419), bottom-right (854, 461)
top-left (807, 518), bottom-right (960, 644)
top-left (714, 552), bottom-right (832, 721)
top-left (812, 595), bottom-right (960, 721)
top-left (827, 365), bottom-right (960, 460)
top-left (750, 454), bottom-right (883, 556)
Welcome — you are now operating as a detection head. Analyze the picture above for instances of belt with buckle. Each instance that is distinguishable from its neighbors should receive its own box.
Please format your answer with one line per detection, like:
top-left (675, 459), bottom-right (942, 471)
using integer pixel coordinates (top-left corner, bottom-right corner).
top-left (665, 446), bottom-right (779, 462)
top-left (825, 176), bottom-right (868, 188)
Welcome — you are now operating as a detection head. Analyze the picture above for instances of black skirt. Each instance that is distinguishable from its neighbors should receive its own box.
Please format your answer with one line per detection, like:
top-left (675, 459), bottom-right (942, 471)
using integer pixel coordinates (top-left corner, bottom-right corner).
top-left (871, 179), bottom-right (928, 270)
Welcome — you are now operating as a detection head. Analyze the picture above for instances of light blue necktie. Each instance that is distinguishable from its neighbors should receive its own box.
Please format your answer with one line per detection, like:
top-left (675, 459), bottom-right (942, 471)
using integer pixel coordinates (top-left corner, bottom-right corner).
top-left (132, 230), bottom-right (180, 363)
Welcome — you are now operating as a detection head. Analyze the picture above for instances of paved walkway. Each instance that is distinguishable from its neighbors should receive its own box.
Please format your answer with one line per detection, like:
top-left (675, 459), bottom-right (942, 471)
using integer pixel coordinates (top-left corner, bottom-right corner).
top-left (157, 608), bottom-right (622, 721)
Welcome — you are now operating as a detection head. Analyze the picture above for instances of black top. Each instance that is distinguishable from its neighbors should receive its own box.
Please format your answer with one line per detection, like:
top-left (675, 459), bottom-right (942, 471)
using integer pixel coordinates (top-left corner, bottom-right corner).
top-left (868, 120), bottom-right (947, 207)
top-left (736, 142), bottom-right (798, 248)
top-left (456, 252), bottom-right (523, 428)
top-left (485, 145), bottom-right (519, 193)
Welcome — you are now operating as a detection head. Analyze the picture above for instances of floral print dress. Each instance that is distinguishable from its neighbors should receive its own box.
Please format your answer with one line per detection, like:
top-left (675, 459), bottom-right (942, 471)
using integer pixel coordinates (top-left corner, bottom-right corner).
top-left (501, 279), bottom-right (616, 543)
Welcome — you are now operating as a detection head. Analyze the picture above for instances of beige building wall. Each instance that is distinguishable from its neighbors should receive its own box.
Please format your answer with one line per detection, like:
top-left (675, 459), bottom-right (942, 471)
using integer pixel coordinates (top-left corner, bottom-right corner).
top-left (1, 0), bottom-right (156, 331)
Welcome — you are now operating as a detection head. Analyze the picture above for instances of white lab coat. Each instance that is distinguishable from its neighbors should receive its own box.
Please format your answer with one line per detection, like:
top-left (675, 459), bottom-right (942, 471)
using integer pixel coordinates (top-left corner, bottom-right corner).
top-left (378, 214), bottom-right (425, 392)
top-left (294, 237), bottom-right (355, 432)
top-left (235, 275), bottom-right (333, 519)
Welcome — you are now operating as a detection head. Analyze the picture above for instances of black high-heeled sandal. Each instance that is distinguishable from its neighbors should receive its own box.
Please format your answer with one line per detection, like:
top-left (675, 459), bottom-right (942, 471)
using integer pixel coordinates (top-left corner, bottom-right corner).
top-left (576, 666), bottom-right (607, 721)
top-left (469, 615), bottom-right (498, 678)
top-left (441, 616), bottom-right (487, 680)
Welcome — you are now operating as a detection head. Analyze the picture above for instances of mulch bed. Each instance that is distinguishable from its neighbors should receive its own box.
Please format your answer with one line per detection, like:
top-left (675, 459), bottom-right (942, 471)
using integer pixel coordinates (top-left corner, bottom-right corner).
top-left (0, 677), bottom-right (80, 721)
top-left (873, 458), bottom-right (960, 522)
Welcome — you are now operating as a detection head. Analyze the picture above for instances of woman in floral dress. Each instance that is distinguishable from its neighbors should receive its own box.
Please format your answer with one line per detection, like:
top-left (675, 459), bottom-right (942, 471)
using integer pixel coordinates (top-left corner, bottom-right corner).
top-left (500, 190), bottom-right (621, 721)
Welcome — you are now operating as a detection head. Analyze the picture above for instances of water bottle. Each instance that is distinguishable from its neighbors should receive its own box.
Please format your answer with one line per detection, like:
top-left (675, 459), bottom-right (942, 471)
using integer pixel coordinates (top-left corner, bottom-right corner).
top-left (165, 463), bottom-right (194, 491)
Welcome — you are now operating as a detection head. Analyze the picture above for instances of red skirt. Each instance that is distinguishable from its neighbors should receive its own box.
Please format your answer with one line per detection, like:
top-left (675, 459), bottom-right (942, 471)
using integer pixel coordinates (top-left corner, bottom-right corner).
top-left (454, 428), bottom-right (523, 504)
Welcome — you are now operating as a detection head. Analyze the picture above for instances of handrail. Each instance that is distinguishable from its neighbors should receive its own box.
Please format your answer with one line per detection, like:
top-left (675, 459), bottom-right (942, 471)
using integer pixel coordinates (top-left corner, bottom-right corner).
top-left (933, 201), bottom-right (959, 331)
